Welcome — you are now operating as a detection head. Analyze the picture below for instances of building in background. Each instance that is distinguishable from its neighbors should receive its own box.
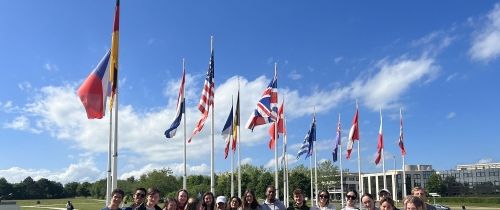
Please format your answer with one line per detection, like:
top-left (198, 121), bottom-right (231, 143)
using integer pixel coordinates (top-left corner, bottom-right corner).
top-left (438, 162), bottom-right (500, 195)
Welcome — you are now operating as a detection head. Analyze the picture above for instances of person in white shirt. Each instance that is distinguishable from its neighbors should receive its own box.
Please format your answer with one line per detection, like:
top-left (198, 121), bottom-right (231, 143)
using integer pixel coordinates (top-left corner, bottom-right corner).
top-left (341, 190), bottom-right (359, 210)
top-left (312, 190), bottom-right (335, 210)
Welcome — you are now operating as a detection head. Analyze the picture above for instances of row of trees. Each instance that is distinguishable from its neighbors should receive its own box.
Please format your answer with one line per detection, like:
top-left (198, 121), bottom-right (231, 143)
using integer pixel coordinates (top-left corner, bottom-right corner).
top-left (426, 173), bottom-right (500, 196)
top-left (0, 161), bottom-right (339, 201)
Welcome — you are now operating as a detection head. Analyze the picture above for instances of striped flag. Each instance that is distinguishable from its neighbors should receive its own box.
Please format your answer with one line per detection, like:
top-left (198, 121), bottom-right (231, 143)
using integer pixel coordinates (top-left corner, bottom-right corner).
top-left (268, 102), bottom-right (285, 150)
top-left (188, 47), bottom-right (215, 143)
top-left (375, 110), bottom-right (383, 165)
top-left (332, 114), bottom-right (341, 162)
top-left (77, 50), bottom-right (111, 119)
top-left (221, 104), bottom-right (234, 159)
top-left (399, 108), bottom-right (407, 156)
top-left (246, 69), bottom-right (278, 130)
top-left (346, 104), bottom-right (359, 159)
top-left (297, 115), bottom-right (316, 159)
top-left (164, 68), bottom-right (186, 138)
top-left (232, 92), bottom-right (240, 152)
top-left (109, 0), bottom-right (120, 110)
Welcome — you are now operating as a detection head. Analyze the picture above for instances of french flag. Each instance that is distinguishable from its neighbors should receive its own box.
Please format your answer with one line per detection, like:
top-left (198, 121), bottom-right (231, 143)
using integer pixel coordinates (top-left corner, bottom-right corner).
top-left (77, 50), bottom-right (111, 119)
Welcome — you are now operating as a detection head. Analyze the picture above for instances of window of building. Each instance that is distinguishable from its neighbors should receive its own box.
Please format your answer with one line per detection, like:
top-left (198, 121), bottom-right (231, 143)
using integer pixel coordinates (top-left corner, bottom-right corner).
top-left (476, 172), bottom-right (485, 177)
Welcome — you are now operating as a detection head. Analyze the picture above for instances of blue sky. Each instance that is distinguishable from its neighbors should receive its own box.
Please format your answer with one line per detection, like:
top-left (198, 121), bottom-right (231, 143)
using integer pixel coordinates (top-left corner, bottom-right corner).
top-left (1, 1), bottom-right (499, 184)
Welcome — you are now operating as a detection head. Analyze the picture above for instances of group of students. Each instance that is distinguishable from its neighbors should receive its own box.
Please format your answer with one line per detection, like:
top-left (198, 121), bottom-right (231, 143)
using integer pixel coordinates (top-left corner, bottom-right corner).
top-left (101, 186), bottom-right (436, 210)
top-left (342, 186), bottom-right (437, 210)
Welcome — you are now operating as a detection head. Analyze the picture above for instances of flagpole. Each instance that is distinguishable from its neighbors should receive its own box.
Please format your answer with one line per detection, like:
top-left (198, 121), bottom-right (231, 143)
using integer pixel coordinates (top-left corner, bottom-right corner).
top-left (106, 109), bottom-right (113, 206)
top-left (237, 78), bottom-right (241, 198)
top-left (282, 97), bottom-right (288, 207)
top-left (309, 156), bottom-right (313, 205)
top-left (355, 101), bottom-right (362, 207)
top-left (210, 36), bottom-right (215, 194)
top-left (338, 113), bottom-right (344, 208)
top-left (381, 109), bottom-right (386, 190)
top-left (231, 96), bottom-right (234, 197)
top-left (313, 110), bottom-right (318, 207)
top-left (182, 58), bottom-right (187, 190)
top-left (274, 63), bottom-right (279, 200)
top-left (314, 139), bottom-right (318, 207)
top-left (402, 156), bottom-right (406, 199)
top-left (112, 85), bottom-right (118, 192)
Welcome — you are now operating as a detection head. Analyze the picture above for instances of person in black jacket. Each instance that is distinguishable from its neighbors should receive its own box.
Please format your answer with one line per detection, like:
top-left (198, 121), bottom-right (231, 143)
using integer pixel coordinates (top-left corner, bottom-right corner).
top-left (137, 187), bottom-right (162, 210)
top-left (286, 188), bottom-right (308, 210)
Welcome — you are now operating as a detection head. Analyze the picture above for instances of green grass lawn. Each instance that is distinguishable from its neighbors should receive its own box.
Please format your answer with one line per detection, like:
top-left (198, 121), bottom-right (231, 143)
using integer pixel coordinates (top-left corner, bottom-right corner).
top-left (16, 198), bottom-right (105, 210)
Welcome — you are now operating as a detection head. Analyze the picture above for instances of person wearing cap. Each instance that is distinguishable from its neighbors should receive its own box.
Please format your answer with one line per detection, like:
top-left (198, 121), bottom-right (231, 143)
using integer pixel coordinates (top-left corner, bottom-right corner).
top-left (286, 188), bottom-right (309, 210)
top-left (261, 186), bottom-right (286, 210)
top-left (216, 196), bottom-right (227, 210)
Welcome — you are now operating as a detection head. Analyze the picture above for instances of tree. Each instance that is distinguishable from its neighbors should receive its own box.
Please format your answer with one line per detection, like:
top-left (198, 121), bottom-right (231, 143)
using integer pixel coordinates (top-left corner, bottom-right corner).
top-left (0, 178), bottom-right (13, 199)
top-left (64, 182), bottom-right (79, 197)
top-left (77, 182), bottom-right (91, 197)
top-left (426, 173), bottom-right (445, 195)
top-left (289, 164), bottom-right (311, 199)
top-left (317, 160), bottom-right (340, 191)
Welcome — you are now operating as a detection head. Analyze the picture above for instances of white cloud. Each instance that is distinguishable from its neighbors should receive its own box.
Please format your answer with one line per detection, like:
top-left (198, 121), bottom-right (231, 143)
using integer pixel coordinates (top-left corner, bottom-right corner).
top-left (446, 112), bottom-right (456, 119)
top-left (288, 70), bottom-right (302, 80)
top-left (0, 157), bottom-right (102, 184)
top-left (44, 62), bottom-right (59, 72)
top-left (334, 57), bottom-right (343, 64)
top-left (119, 163), bottom-right (210, 180)
top-left (18, 82), bottom-right (32, 91)
top-left (350, 56), bottom-right (439, 110)
top-left (478, 158), bottom-right (493, 164)
top-left (470, 3), bottom-right (500, 62)
top-left (3, 116), bottom-right (41, 133)
top-left (241, 158), bottom-right (252, 165)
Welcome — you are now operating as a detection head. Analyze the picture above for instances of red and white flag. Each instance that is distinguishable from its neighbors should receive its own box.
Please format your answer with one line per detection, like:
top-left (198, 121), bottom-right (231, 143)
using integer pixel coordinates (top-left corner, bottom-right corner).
top-left (346, 103), bottom-right (359, 159)
top-left (268, 102), bottom-right (285, 150)
top-left (375, 110), bottom-right (383, 165)
top-left (188, 47), bottom-right (214, 143)
top-left (398, 108), bottom-right (407, 156)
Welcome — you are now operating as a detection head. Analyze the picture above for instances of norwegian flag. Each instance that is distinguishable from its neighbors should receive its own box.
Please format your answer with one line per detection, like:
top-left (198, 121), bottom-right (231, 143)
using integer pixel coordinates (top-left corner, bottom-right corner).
top-left (346, 103), bottom-right (359, 159)
top-left (375, 110), bottom-right (383, 165)
top-left (268, 102), bottom-right (285, 150)
top-left (188, 47), bottom-right (214, 143)
top-left (246, 68), bottom-right (278, 130)
top-left (399, 108), bottom-right (407, 156)
top-left (332, 114), bottom-right (341, 162)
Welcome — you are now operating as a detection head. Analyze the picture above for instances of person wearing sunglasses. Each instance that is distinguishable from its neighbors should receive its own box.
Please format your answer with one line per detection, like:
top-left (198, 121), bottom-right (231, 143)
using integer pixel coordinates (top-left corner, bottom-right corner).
top-left (125, 188), bottom-right (147, 210)
top-left (341, 190), bottom-right (359, 210)
top-left (312, 190), bottom-right (335, 210)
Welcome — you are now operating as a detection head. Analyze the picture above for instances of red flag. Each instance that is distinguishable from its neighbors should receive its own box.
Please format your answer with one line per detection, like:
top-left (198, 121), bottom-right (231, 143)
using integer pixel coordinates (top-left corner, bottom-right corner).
top-left (268, 102), bottom-right (285, 149)
top-left (375, 110), bottom-right (383, 165)
top-left (399, 108), bottom-right (407, 156)
top-left (346, 103), bottom-right (359, 159)
top-left (188, 43), bottom-right (214, 143)
top-left (109, 0), bottom-right (120, 110)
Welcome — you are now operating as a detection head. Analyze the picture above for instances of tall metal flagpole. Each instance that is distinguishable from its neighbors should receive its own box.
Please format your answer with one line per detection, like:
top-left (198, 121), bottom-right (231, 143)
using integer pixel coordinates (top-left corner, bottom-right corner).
top-left (356, 101), bottom-right (362, 207)
top-left (313, 110), bottom-right (318, 207)
top-left (210, 36), bottom-right (215, 194)
top-left (274, 63), bottom-right (279, 199)
top-left (106, 109), bottom-right (113, 206)
top-left (338, 114), bottom-right (344, 208)
top-left (111, 85), bottom-right (118, 192)
top-left (309, 156), bottom-right (313, 205)
top-left (282, 97), bottom-right (288, 207)
top-left (381, 109), bottom-right (386, 190)
top-left (237, 78), bottom-right (241, 198)
top-left (402, 156), bottom-right (407, 198)
top-left (400, 108), bottom-right (407, 199)
top-left (231, 97), bottom-right (234, 197)
top-left (183, 59), bottom-right (187, 190)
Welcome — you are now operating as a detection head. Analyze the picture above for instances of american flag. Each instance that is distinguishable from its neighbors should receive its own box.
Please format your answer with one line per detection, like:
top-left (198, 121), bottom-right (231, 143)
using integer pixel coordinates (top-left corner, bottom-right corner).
top-left (188, 47), bottom-right (214, 143)
top-left (346, 103), bottom-right (359, 159)
top-left (332, 114), bottom-right (341, 162)
top-left (398, 108), bottom-right (407, 156)
top-left (246, 68), bottom-right (278, 130)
